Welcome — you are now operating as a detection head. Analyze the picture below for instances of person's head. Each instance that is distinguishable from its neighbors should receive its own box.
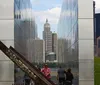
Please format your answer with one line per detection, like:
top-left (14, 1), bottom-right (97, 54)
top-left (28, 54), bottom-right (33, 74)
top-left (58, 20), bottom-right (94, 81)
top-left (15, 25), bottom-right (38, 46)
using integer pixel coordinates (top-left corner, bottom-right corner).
top-left (44, 64), bottom-right (48, 68)
top-left (67, 68), bottom-right (71, 73)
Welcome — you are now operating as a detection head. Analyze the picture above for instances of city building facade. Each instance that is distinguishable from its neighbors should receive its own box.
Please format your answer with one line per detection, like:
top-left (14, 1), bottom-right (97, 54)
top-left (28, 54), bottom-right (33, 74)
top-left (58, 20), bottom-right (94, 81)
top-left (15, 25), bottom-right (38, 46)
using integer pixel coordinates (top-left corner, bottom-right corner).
top-left (14, 0), bottom-right (37, 62)
top-left (27, 39), bottom-right (45, 63)
top-left (43, 19), bottom-right (52, 60)
top-left (0, 0), bottom-right (37, 84)
top-left (58, 0), bottom-right (78, 63)
top-left (52, 33), bottom-right (58, 61)
top-left (57, 0), bottom-right (94, 85)
top-left (0, 0), bottom-right (94, 85)
top-left (14, 20), bottom-right (37, 62)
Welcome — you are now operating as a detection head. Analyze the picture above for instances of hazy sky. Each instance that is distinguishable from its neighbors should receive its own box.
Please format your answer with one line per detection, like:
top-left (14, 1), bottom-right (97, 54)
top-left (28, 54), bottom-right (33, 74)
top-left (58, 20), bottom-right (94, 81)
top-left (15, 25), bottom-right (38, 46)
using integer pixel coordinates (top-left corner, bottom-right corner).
top-left (30, 0), bottom-right (100, 39)
top-left (31, 0), bottom-right (62, 39)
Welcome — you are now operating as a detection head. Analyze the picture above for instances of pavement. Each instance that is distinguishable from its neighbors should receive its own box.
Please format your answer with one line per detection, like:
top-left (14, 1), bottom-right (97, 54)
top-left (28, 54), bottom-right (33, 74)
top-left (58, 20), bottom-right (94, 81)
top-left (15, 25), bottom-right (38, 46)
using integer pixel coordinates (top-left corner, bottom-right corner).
top-left (15, 68), bottom-right (78, 85)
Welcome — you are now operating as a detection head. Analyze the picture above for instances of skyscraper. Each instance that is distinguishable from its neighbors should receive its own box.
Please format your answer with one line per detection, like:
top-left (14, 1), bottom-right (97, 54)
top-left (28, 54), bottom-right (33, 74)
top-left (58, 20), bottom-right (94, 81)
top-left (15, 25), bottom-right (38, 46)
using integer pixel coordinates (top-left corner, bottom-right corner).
top-left (0, 0), bottom-right (94, 85)
top-left (0, 0), bottom-right (36, 84)
top-left (14, 0), bottom-right (38, 62)
top-left (57, 0), bottom-right (94, 85)
top-left (15, 20), bottom-right (38, 62)
top-left (43, 19), bottom-right (52, 59)
top-left (27, 39), bottom-right (45, 63)
top-left (52, 33), bottom-right (58, 60)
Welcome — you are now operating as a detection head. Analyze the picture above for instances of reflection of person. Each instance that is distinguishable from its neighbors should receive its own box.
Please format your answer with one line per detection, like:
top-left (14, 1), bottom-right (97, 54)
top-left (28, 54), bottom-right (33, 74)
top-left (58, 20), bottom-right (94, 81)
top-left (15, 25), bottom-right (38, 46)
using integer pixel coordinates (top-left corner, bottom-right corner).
top-left (57, 66), bottom-right (66, 85)
top-left (41, 64), bottom-right (51, 79)
top-left (65, 68), bottom-right (74, 85)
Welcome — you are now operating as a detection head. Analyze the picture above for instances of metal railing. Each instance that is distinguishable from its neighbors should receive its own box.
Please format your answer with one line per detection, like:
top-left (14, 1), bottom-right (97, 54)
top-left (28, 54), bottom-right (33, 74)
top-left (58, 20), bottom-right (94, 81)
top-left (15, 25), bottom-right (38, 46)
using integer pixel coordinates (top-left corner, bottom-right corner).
top-left (0, 41), bottom-right (56, 85)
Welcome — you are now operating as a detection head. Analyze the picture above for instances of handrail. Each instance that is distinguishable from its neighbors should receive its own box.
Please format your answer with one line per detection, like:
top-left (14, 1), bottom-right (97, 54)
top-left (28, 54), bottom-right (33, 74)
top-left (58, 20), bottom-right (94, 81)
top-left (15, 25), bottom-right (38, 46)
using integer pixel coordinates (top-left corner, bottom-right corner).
top-left (0, 41), bottom-right (56, 85)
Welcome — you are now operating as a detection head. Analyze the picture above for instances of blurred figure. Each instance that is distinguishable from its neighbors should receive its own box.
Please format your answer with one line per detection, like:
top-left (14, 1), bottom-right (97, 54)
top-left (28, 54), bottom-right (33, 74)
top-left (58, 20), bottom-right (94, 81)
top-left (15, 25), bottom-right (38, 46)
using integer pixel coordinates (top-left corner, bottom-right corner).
top-left (24, 73), bottom-right (31, 85)
top-left (41, 64), bottom-right (51, 79)
top-left (65, 68), bottom-right (74, 85)
top-left (57, 66), bottom-right (66, 85)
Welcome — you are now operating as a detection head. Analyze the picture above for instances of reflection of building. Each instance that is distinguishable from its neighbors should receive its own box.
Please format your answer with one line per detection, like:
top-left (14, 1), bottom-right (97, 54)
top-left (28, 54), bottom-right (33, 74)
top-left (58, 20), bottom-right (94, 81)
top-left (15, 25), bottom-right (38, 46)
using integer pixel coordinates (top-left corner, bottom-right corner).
top-left (15, 20), bottom-right (37, 62)
top-left (0, 0), bottom-right (35, 84)
top-left (58, 0), bottom-right (78, 63)
top-left (0, 0), bottom-right (94, 85)
top-left (58, 0), bottom-right (94, 85)
top-left (14, 0), bottom-right (37, 83)
top-left (52, 33), bottom-right (58, 60)
top-left (14, 0), bottom-right (37, 62)
top-left (27, 39), bottom-right (45, 63)
top-left (46, 52), bottom-right (56, 62)
top-left (43, 19), bottom-right (52, 60)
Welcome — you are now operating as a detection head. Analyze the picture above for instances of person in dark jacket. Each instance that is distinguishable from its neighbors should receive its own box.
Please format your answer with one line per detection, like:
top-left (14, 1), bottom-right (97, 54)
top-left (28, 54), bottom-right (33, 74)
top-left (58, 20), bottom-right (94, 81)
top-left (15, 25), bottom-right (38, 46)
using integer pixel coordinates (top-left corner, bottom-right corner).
top-left (65, 68), bottom-right (74, 85)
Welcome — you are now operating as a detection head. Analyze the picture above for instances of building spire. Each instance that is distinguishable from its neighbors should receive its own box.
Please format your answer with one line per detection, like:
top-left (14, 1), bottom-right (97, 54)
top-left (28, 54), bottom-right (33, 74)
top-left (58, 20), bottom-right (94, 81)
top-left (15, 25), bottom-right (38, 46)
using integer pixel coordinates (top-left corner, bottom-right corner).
top-left (46, 19), bottom-right (48, 23)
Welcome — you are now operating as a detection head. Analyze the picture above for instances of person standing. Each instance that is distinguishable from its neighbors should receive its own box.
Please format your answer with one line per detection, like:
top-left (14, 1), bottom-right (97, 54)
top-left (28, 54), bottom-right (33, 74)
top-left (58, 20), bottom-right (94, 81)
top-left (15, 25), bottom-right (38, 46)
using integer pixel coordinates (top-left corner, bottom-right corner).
top-left (65, 68), bottom-right (74, 85)
top-left (57, 66), bottom-right (66, 85)
top-left (41, 64), bottom-right (51, 79)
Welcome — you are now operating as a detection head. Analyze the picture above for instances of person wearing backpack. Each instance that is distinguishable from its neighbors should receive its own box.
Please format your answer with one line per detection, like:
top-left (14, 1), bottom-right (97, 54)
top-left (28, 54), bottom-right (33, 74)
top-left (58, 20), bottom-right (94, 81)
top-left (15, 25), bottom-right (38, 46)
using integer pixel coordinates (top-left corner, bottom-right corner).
top-left (65, 68), bottom-right (74, 85)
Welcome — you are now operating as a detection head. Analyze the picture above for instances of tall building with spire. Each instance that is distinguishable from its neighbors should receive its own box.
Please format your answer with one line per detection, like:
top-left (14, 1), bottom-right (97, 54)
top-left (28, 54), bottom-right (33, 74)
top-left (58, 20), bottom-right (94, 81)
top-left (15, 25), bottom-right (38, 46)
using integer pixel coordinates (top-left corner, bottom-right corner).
top-left (43, 19), bottom-right (52, 60)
